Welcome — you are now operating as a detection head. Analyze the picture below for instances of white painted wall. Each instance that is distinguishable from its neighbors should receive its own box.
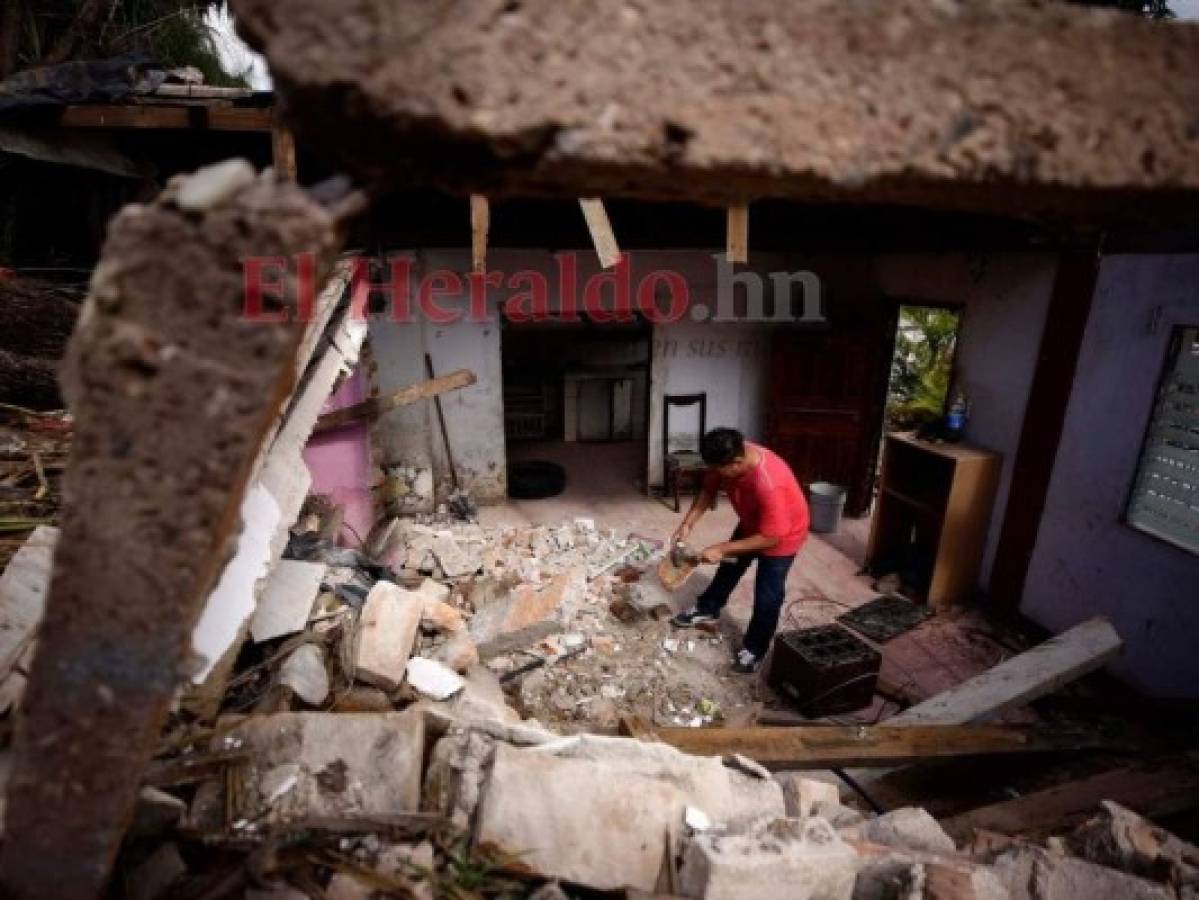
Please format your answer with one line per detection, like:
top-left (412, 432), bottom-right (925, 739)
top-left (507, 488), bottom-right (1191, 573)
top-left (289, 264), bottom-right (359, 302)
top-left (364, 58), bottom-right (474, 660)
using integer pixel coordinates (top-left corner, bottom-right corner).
top-left (1023, 254), bottom-right (1199, 698)
top-left (370, 250), bottom-right (507, 504)
top-left (874, 253), bottom-right (1059, 587)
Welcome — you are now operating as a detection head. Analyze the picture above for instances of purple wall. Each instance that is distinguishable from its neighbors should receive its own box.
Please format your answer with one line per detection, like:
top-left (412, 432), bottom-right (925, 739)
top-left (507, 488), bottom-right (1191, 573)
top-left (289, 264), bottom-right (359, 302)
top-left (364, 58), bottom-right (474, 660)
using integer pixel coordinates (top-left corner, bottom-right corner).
top-left (1023, 255), bottom-right (1199, 698)
top-left (302, 368), bottom-right (375, 547)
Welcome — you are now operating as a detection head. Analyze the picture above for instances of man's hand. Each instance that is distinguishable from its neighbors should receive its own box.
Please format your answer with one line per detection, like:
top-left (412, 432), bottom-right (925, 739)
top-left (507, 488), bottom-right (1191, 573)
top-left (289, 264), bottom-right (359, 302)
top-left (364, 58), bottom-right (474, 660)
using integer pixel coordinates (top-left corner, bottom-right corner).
top-left (672, 520), bottom-right (693, 545)
top-left (700, 544), bottom-right (726, 565)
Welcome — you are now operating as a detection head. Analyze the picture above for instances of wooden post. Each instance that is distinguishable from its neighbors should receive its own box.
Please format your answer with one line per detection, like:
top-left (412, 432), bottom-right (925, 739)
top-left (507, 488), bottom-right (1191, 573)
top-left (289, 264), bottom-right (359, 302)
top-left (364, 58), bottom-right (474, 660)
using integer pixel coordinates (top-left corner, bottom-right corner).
top-left (989, 244), bottom-right (1102, 610)
top-left (727, 203), bottom-right (749, 263)
top-left (272, 122), bottom-right (298, 182)
top-left (578, 198), bottom-right (621, 269)
top-left (470, 195), bottom-right (489, 273)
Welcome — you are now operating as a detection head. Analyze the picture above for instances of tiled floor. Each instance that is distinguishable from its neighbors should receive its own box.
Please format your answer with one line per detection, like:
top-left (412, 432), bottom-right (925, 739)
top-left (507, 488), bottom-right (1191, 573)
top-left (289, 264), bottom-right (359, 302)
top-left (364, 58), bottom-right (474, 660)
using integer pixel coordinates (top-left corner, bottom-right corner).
top-left (490, 439), bottom-right (1023, 720)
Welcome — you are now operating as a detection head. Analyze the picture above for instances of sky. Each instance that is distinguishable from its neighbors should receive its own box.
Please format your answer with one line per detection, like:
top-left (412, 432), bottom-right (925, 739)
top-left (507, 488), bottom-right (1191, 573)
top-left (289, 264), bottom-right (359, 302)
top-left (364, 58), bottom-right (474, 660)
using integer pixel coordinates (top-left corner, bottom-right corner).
top-left (207, 0), bottom-right (1199, 92)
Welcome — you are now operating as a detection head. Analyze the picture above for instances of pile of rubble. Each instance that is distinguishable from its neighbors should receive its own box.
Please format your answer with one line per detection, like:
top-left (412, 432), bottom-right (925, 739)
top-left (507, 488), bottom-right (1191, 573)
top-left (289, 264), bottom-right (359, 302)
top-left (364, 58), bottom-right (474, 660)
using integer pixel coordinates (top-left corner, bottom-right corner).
top-left (220, 511), bottom-right (758, 736)
top-left (96, 509), bottom-right (1193, 897)
top-left (0, 407), bottom-right (70, 571)
top-left (128, 658), bottom-right (1198, 898)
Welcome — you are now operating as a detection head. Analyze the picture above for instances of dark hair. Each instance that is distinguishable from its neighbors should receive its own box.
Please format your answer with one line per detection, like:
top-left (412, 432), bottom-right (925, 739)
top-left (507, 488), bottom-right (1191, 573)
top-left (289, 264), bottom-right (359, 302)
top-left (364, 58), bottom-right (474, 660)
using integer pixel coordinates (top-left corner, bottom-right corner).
top-left (700, 428), bottom-right (745, 466)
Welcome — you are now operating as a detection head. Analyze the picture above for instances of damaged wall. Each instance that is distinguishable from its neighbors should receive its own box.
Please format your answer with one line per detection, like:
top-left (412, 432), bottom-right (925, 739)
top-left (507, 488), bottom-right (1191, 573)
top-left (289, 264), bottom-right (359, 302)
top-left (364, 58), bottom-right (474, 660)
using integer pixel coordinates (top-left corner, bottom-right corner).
top-left (874, 253), bottom-right (1059, 589)
top-left (1022, 254), bottom-right (1199, 699)
top-left (370, 250), bottom-right (507, 509)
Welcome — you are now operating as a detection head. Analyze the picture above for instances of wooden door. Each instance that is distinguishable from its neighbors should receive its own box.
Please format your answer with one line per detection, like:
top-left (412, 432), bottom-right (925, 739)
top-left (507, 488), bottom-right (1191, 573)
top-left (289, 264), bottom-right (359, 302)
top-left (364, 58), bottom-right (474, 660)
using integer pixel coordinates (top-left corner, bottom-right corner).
top-left (766, 319), bottom-right (893, 517)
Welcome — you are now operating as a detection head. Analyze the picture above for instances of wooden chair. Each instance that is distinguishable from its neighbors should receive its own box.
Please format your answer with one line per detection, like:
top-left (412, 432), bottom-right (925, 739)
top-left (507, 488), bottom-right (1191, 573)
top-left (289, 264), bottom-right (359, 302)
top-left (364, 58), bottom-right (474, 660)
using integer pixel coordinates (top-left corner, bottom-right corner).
top-left (663, 393), bottom-right (712, 512)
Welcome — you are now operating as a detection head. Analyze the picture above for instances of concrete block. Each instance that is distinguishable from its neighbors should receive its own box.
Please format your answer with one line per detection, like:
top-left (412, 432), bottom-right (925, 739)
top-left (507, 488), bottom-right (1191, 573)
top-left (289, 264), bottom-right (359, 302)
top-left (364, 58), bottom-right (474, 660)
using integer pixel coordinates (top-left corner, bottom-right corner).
top-left (279, 643), bottom-right (330, 706)
top-left (475, 742), bottom-right (684, 891)
top-left (680, 817), bottom-right (857, 900)
top-left (354, 581), bottom-right (423, 690)
top-left (224, 711), bottom-right (425, 826)
top-left (778, 774), bottom-right (841, 818)
top-left (250, 559), bottom-right (327, 643)
top-left (432, 534), bottom-right (478, 577)
top-left (991, 844), bottom-right (1173, 900)
top-left (847, 807), bottom-right (956, 856)
top-left (548, 734), bottom-right (786, 828)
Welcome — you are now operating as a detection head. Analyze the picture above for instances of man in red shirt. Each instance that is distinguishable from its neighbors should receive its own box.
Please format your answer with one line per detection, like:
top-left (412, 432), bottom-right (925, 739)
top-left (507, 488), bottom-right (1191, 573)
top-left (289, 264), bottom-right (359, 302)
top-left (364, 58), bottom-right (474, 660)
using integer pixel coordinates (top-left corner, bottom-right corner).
top-left (671, 428), bottom-right (810, 672)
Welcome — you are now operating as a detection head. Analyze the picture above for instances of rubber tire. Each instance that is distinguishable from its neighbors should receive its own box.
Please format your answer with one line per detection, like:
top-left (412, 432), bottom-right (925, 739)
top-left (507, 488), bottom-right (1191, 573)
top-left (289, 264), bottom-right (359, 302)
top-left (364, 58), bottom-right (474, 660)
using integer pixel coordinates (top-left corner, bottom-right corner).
top-left (507, 460), bottom-right (567, 500)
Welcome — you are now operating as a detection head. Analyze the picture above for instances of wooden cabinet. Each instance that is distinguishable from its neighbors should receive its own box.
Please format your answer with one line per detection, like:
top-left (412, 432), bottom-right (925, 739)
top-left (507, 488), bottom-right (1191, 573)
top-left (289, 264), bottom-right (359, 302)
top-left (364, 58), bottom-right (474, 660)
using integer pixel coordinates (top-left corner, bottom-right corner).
top-left (866, 434), bottom-right (1001, 611)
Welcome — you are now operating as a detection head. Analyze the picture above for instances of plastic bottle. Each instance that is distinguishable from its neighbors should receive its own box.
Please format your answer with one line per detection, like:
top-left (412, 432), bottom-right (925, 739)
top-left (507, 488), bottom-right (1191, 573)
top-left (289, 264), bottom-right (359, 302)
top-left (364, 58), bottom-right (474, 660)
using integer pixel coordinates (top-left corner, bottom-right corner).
top-left (945, 388), bottom-right (968, 441)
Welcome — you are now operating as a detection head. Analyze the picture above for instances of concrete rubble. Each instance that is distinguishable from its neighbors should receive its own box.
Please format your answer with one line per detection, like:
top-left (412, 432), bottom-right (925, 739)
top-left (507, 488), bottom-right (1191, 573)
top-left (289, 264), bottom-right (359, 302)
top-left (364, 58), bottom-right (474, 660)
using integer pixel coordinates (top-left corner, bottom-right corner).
top-left (2, 489), bottom-right (1193, 897)
top-left (3, 477), bottom-right (1196, 897)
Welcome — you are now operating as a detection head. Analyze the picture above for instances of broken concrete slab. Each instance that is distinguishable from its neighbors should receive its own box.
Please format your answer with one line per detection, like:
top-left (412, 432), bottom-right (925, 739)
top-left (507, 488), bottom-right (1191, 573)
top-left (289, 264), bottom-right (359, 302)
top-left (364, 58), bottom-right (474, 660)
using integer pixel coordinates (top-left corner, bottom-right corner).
top-left (475, 742), bottom-right (685, 891)
top-left (850, 844), bottom-right (1010, 900)
top-left (354, 581), bottom-right (423, 690)
top-left (422, 727), bottom-right (497, 830)
top-left (777, 774), bottom-right (841, 819)
top-left (0, 525), bottom-right (56, 673)
top-left (889, 617), bottom-right (1122, 727)
top-left (1063, 800), bottom-right (1198, 890)
top-left (222, 711), bottom-right (425, 826)
top-left (250, 559), bottom-right (327, 643)
top-left (236, 0), bottom-right (1199, 222)
top-left (679, 817), bottom-right (857, 900)
top-left (278, 643), bottom-right (330, 706)
top-left (990, 844), bottom-right (1173, 900)
top-left (406, 657), bottom-right (464, 701)
top-left (546, 734), bottom-right (785, 827)
top-left (845, 807), bottom-right (957, 856)
top-left (432, 534), bottom-right (478, 578)
top-left (469, 568), bottom-right (584, 659)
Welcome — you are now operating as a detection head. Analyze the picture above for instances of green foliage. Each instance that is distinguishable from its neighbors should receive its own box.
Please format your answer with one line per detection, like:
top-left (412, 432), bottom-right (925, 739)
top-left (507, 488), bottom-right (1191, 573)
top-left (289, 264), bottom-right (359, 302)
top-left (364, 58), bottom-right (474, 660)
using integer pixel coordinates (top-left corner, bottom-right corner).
top-left (1069, 0), bottom-right (1175, 18)
top-left (17, 1), bottom-right (248, 86)
top-left (886, 306), bottom-right (961, 432)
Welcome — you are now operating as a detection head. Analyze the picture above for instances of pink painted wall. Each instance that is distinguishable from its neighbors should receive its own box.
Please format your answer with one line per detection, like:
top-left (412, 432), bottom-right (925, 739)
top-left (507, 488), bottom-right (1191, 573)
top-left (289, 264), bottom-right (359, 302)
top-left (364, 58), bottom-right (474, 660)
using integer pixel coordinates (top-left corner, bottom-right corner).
top-left (302, 367), bottom-right (375, 547)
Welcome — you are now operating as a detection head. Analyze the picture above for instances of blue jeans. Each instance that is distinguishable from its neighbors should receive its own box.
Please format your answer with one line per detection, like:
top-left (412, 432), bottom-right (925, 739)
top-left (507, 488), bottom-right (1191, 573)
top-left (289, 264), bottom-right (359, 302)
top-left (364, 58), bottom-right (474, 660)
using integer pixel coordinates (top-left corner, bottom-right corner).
top-left (696, 530), bottom-right (796, 656)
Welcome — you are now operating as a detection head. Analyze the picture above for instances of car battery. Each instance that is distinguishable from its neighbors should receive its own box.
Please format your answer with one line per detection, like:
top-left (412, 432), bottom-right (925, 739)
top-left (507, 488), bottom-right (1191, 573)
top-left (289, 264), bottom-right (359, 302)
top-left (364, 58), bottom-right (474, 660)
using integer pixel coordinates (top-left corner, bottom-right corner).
top-left (768, 624), bottom-right (881, 716)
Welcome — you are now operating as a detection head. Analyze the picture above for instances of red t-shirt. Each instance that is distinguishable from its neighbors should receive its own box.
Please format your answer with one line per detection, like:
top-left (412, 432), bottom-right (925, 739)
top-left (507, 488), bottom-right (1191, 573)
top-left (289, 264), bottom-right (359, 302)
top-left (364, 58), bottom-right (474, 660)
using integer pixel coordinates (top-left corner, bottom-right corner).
top-left (703, 442), bottom-right (809, 556)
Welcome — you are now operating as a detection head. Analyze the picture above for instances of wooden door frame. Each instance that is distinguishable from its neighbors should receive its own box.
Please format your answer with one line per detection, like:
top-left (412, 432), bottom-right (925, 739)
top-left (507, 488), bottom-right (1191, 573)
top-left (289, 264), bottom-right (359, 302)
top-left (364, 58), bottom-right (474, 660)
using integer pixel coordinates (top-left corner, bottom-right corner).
top-left (865, 298), bottom-right (967, 515)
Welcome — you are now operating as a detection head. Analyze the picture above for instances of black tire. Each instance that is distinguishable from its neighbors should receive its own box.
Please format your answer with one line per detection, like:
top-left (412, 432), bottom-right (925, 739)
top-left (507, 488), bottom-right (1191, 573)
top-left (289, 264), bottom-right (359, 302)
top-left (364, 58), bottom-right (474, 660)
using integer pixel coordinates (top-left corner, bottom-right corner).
top-left (507, 460), bottom-right (567, 499)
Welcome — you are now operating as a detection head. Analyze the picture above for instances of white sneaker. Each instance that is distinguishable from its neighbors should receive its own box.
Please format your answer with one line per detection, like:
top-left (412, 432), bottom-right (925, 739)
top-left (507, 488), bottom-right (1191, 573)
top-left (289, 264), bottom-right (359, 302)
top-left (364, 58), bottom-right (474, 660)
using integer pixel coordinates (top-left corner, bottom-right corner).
top-left (733, 648), bottom-right (760, 673)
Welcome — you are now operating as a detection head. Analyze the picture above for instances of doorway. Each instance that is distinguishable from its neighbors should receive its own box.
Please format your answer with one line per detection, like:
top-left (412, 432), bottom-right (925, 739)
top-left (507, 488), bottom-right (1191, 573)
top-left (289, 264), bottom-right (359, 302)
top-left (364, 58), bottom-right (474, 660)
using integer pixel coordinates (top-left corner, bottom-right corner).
top-left (883, 304), bottom-right (964, 435)
top-left (501, 318), bottom-right (654, 499)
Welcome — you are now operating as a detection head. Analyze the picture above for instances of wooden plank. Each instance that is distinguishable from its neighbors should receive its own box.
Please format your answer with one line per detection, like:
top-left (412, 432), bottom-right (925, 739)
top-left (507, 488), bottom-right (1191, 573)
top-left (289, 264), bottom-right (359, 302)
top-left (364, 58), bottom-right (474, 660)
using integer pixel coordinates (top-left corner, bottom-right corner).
top-left (58, 104), bottom-right (273, 132)
top-left (888, 616), bottom-right (1122, 726)
top-left (726, 203), bottom-right (749, 263)
top-left (470, 194), bottom-right (489, 273)
top-left (621, 719), bottom-right (1125, 770)
top-left (942, 751), bottom-right (1199, 841)
top-left (313, 368), bottom-right (477, 433)
top-left (578, 198), bottom-right (621, 269)
top-left (271, 124), bottom-right (297, 182)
